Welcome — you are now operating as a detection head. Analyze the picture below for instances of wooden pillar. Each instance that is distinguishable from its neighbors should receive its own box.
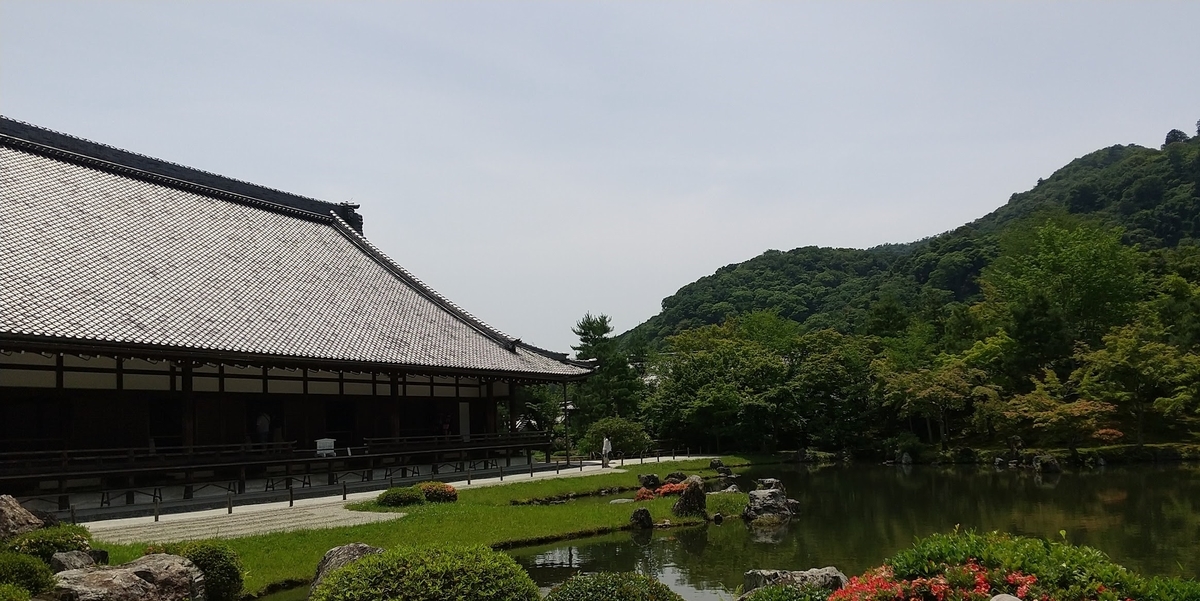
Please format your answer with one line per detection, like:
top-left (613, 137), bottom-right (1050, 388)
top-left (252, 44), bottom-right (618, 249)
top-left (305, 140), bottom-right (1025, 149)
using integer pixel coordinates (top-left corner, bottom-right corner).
top-left (182, 362), bottom-right (195, 449)
top-left (390, 372), bottom-right (401, 437)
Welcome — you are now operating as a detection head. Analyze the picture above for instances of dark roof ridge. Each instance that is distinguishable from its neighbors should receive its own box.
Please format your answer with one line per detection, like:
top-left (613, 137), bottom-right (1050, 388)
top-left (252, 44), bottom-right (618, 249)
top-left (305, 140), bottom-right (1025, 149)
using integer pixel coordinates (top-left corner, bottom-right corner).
top-left (0, 115), bottom-right (364, 231)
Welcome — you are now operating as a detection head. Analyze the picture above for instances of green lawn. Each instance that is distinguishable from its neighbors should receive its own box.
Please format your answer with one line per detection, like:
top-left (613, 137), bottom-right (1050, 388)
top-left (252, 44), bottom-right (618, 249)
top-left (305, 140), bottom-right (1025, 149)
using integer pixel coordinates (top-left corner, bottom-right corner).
top-left (99, 455), bottom-right (763, 596)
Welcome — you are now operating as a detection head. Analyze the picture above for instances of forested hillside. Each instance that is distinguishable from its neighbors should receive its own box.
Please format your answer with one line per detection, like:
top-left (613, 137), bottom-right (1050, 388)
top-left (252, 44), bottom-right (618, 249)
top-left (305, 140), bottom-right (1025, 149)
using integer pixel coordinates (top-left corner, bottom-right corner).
top-left (622, 126), bottom-right (1200, 348)
top-left (539, 124), bottom-right (1200, 458)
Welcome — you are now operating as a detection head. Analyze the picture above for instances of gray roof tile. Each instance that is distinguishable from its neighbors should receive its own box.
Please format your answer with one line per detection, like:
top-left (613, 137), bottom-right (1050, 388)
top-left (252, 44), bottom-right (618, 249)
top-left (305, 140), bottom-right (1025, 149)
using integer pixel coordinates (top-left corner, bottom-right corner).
top-left (0, 141), bottom-right (589, 378)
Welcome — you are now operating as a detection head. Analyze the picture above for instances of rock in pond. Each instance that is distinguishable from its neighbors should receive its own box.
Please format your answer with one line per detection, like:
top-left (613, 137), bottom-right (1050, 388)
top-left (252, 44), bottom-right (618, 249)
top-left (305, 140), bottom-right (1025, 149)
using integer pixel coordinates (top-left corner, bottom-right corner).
top-left (671, 476), bottom-right (707, 518)
top-left (637, 474), bottom-right (662, 489)
top-left (48, 553), bottom-right (205, 601)
top-left (716, 466), bottom-right (733, 477)
top-left (1034, 455), bottom-right (1062, 473)
top-left (665, 471), bottom-right (688, 484)
top-left (901, 452), bottom-right (913, 465)
top-left (755, 478), bottom-right (785, 493)
top-left (51, 550), bottom-right (95, 573)
top-left (630, 507), bottom-right (653, 530)
top-left (707, 484), bottom-right (740, 495)
top-left (310, 543), bottom-right (383, 597)
top-left (742, 488), bottom-right (792, 523)
top-left (0, 494), bottom-right (42, 539)
top-left (742, 567), bottom-right (849, 596)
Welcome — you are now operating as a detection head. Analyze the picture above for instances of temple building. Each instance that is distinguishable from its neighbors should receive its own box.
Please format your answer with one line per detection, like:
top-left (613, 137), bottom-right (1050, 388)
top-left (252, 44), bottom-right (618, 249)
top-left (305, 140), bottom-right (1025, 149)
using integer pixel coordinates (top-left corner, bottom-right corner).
top-left (0, 116), bottom-right (590, 507)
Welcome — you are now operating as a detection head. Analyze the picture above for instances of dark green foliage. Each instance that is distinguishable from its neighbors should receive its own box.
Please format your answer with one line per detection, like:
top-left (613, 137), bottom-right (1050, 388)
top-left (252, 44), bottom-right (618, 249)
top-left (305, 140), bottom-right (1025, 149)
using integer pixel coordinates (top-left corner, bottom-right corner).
top-left (0, 584), bottom-right (30, 601)
top-left (376, 487), bottom-right (426, 508)
top-left (309, 546), bottom-right (538, 601)
top-left (415, 481), bottom-right (458, 503)
top-left (887, 531), bottom-right (1200, 601)
top-left (545, 572), bottom-right (684, 601)
top-left (143, 541), bottom-right (244, 601)
top-left (623, 133), bottom-right (1200, 349)
top-left (6, 524), bottom-right (90, 563)
top-left (580, 417), bottom-right (652, 455)
top-left (0, 552), bottom-right (53, 595)
top-left (743, 585), bottom-right (830, 601)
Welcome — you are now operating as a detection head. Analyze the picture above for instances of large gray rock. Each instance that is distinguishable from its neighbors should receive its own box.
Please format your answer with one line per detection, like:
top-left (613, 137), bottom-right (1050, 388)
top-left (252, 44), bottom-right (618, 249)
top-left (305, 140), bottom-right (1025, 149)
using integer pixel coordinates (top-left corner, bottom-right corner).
top-left (664, 471), bottom-right (687, 485)
top-left (47, 554), bottom-right (205, 601)
top-left (742, 567), bottom-right (848, 596)
top-left (637, 474), bottom-right (662, 489)
top-left (716, 466), bottom-right (734, 477)
top-left (0, 494), bottom-right (43, 539)
top-left (51, 551), bottom-right (96, 573)
top-left (671, 476), bottom-right (707, 518)
top-left (709, 458), bottom-right (725, 469)
top-left (629, 507), bottom-right (653, 530)
top-left (310, 543), bottom-right (383, 597)
top-left (742, 488), bottom-right (792, 523)
top-left (1034, 455), bottom-right (1062, 473)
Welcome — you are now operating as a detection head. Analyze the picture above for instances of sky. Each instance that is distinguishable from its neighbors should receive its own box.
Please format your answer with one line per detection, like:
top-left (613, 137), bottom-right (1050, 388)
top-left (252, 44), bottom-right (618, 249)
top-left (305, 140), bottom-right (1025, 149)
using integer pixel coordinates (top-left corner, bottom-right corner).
top-left (2, 1), bottom-right (1198, 354)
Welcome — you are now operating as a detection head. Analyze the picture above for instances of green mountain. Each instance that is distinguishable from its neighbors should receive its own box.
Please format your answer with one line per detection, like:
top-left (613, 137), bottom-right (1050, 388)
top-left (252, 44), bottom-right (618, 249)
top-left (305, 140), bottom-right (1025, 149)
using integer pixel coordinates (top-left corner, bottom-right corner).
top-left (622, 128), bottom-right (1200, 348)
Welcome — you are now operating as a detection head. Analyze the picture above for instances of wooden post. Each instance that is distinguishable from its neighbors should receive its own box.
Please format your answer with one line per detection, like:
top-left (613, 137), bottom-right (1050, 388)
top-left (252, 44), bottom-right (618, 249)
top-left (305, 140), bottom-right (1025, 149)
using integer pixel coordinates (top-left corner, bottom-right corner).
top-left (226, 493), bottom-right (233, 514)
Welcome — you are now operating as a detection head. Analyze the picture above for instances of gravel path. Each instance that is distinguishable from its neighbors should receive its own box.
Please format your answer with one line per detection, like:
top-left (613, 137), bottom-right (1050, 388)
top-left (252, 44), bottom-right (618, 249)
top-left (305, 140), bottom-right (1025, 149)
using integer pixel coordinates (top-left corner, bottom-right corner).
top-left (88, 456), bottom-right (700, 544)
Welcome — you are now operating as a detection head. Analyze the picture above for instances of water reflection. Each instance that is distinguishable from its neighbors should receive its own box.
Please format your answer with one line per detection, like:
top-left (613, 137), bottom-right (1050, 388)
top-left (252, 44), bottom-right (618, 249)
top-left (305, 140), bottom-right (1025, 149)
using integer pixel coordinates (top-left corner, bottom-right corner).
top-left (510, 464), bottom-right (1200, 599)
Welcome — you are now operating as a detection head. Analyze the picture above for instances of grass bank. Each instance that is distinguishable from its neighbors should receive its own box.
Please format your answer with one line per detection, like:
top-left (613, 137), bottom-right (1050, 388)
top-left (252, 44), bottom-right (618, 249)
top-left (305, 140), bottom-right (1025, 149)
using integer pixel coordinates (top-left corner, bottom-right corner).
top-left (98, 456), bottom-right (760, 596)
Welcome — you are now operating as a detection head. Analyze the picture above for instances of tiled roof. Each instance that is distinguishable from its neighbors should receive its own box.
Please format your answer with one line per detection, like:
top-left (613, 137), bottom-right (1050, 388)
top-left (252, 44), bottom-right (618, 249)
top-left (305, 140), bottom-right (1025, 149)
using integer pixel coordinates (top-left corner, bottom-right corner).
top-left (0, 118), bottom-right (590, 378)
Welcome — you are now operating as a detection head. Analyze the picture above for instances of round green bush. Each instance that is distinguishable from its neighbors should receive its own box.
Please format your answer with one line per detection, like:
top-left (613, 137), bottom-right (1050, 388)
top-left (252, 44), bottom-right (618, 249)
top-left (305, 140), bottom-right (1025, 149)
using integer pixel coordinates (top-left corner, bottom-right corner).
top-left (545, 572), bottom-right (683, 601)
top-left (580, 417), bottom-right (652, 456)
top-left (377, 487), bottom-right (426, 508)
top-left (742, 584), bottom-right (830, 601)
top-left (415, 481), bottom-right (458, 503)
top-left (310, 545), bottom-right (538, 601)
top-left (0, 552), bottom-right (54, 595)
top-left (0, 584), bottom-right (30, 601)
top-left (6, 524), bottom-right (91, 564)
top-left (144, 541), bottom-right (243, 601)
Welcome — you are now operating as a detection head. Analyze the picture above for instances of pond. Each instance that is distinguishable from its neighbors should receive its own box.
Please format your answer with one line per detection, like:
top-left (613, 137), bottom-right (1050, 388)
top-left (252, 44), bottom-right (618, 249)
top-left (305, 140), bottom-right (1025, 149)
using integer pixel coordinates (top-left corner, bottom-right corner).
top-left (508, 463), bottom-right (1200, 600)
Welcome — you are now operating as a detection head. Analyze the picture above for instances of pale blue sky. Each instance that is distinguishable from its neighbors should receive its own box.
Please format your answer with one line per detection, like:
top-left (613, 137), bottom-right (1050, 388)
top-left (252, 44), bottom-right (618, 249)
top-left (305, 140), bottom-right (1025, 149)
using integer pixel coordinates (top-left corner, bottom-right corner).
top-left (2, 1), bottom-right (1198, 353)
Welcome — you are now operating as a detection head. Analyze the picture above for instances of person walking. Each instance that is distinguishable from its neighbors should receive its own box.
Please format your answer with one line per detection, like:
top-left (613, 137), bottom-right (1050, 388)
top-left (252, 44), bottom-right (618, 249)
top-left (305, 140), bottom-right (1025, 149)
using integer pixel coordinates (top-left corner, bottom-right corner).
top-left (602, 435), bottom-right (612, 468)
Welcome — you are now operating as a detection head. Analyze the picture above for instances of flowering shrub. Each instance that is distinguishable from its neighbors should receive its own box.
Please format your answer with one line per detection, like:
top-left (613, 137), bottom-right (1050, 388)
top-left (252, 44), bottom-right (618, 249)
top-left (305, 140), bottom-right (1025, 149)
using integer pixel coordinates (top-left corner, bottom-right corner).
top-left (416, 481), bottom-right (458, 503)
top-left (656, 482), bottom-right (688, 497)
top-left (634, 487), bottom-right (656, 502)
top-left (868, 531), bottom-right (1200, 601)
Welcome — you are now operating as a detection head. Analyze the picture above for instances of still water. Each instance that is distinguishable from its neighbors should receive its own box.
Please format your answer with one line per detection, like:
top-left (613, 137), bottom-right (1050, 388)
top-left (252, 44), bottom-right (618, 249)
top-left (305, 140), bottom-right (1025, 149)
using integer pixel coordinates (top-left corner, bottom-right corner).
top-left (508, 463), bottom-right (1200, 600)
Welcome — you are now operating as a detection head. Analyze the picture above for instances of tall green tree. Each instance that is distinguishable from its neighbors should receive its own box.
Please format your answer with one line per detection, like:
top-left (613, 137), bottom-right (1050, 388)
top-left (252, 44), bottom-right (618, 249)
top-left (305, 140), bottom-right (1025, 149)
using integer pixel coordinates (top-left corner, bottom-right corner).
top-left (1074, 321), bottom-right (1200, 445)
top-left (570, 313), bottom-right (644, 436)
top-left (979, 219), bottom-right (1145, 379)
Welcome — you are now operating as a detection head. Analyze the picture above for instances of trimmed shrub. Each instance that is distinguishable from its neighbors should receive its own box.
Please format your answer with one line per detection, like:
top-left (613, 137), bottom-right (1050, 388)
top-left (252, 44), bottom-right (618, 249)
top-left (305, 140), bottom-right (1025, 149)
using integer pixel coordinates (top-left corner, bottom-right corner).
top-left (634, 488), bottom-right (656, 502)
top-left (0, 552), bottom-right (53, 595)
top-left (377, 487), bottom-right (426, 508)
top-left (6, 524), bottom-right (91, 564)
top-left (415, 481), bottom-right (458, 503)
top-left (546, 572), bottom-right (683, 601)
top-left (310, 545), bottom-right (537, 601)
top-left (744, 585), bottom-right (830, 601)
top-left (143, 541), bottom-right (243, 601)
top-left (0, 584), bottom-right (30, 601)
top-left (580, 417), bottom-right (652, 456)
